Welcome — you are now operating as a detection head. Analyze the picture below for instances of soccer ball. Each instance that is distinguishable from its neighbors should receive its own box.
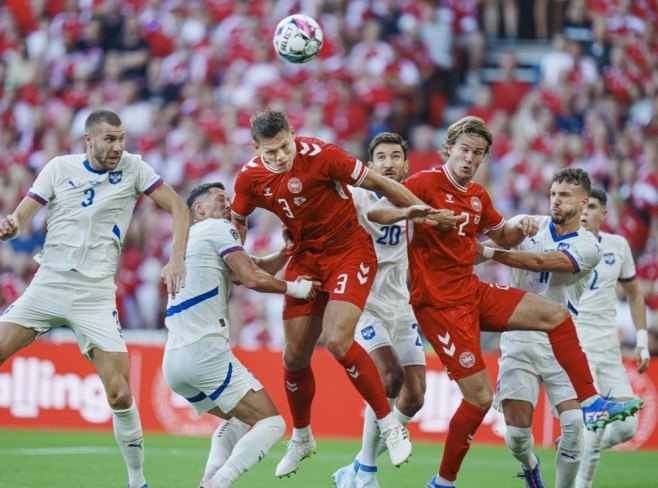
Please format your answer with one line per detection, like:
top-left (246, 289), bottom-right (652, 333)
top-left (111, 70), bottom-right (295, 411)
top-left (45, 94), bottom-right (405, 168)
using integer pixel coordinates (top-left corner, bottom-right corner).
top-left (273, 14), bottom-right (323, 64)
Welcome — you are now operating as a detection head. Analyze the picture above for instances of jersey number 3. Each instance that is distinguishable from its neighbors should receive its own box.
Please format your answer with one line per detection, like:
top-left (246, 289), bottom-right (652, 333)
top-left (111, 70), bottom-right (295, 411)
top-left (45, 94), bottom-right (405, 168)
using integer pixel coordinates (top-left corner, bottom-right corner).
top-left (81, 188), bottom-right (95, 207)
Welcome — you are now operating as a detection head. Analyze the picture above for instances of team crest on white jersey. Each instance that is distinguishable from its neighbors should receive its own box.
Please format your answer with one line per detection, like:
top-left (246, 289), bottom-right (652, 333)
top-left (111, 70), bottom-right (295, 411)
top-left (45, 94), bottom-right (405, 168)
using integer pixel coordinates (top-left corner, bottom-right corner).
top-left (604, 252), bottom-right (615, 264)
top-left (361, 325), bottom-right (376, 340)
top-left (109, 171), bottom-right (123, 184)
top-left (287, 177), bottom-right (303, 194)
top-left (470, 196), bottom-right (482, 211)
top-left (445, 193), bottom-right (454, 203)
top-left (230, 228), bottom-right (240, 241)
top-left (557, 242), bottom-right (570, 250)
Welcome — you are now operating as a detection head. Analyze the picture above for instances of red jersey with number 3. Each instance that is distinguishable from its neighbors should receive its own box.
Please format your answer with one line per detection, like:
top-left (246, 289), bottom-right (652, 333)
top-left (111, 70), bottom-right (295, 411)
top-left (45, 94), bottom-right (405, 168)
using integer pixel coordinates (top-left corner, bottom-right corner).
top-left (231, 137), bottom-right (369, 254)
top-left (403, 167), bottom-right (505, 308)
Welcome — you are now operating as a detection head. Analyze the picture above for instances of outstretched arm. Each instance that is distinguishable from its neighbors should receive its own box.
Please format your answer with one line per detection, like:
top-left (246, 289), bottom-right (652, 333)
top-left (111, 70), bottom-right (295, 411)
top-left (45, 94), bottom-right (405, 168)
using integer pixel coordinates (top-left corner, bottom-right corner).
top-left (148, 182), bottom-right (191, 298)
top-left (620, 279), bottom-right (650, 373)
top-left (0, 197), bottom-right (43, 241)
top-left (224, 249), bottom-right (318, 300)
top-left (231, 215), bottom-right (248, 244)
top-left (477, 242), bottom-right (578, 273)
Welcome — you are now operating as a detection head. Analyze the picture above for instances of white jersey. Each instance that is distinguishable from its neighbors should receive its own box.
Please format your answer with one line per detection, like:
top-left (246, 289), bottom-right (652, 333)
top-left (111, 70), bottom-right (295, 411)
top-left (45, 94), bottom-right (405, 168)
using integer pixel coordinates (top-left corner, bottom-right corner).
top-left (504, 216), bottom-right (602, 344)
top-left (28, 152), bottom-right (161, 279)
top-left (164, 218), bottom-right (243, 350)
top-left (351, 186), bottom-right (410, 316)
top-left (574, 232), bottom-right (637, 351)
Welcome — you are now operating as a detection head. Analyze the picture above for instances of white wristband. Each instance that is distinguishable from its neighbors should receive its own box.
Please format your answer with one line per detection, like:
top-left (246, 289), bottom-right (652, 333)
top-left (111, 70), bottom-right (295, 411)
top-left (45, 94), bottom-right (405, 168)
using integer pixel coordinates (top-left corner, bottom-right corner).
top-left (481, 246), bottom-right (495, 260)
top-left (636, 329), bottom-right (649, 349)
top-left (285, 280), bottom-right (312, 299)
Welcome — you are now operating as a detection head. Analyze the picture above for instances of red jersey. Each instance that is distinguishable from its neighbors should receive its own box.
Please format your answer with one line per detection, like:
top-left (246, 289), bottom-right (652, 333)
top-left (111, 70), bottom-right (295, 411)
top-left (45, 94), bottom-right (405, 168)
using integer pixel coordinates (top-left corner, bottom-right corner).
top-left (231, 137), bottom-right (369, 254)
top-left (403, 167), bottom-right (504, 308)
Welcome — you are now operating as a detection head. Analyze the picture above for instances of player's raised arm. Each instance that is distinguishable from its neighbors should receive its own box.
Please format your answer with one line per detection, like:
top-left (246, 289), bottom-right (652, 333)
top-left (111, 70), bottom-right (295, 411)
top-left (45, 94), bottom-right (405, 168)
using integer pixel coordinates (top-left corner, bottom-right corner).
top-left (0, 197), bottom-right (42, 241)
top-left (230, 214), bottom-right (248, 244)
top-left (485, 214), bottom-right (540, 248)
top-left (148, 182), bottom-right (191, 298)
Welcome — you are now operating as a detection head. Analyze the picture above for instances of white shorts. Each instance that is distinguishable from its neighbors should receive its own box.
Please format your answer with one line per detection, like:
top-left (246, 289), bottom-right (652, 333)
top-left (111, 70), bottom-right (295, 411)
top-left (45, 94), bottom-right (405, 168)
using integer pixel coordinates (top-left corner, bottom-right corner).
top-left (1, 267), bottom-right (126, 358)
top-left (162, 335), bottom-right (263, 416)
top-left (584, 345), bottom-right (634, 398)
top-left (494, 335), bottom-right (577, 411)
top-left (354, 308), bottom-right (426, 367)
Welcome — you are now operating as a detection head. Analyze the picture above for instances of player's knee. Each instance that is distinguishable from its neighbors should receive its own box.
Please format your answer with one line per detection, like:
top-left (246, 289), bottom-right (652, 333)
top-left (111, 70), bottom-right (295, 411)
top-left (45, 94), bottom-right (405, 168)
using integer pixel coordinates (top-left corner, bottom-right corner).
top-left (105, 384), bottom-right (133, 410)
top-left (282, 346), bottom-right (312, 370)
top-left (398, 391), bottom-right (424, 417)
top-left (324, 336), bottom-right (351, 360)
top-left (469, 388), bottom-right (493, 410)
top-left (545, 303), bottom-right (571, 328)
top-left (505, 425), bottom-right (532, 453)
top-left (558, 409), bottom-right (584, 460)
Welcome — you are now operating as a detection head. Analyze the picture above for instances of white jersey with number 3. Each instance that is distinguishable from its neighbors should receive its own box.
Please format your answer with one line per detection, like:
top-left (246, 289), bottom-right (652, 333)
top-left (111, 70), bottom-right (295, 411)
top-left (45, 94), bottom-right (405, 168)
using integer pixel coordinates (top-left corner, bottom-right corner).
top-left (27, 152), bottom-right (162, 279)
top-left (164, 218), bottom-right (243, 350)
top-left (504, 216), bottom-right (602, 344)
top-left (573, 232), bottom-right (637, 351)
top-left (350, 186), bottom-right (410, 317)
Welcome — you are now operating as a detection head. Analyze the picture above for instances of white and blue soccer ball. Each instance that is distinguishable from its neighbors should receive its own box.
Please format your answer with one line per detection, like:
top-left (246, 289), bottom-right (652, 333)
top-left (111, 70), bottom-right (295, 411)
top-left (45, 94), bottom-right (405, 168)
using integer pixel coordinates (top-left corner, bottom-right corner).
top-left (273, 14), bottom-right (323, 64)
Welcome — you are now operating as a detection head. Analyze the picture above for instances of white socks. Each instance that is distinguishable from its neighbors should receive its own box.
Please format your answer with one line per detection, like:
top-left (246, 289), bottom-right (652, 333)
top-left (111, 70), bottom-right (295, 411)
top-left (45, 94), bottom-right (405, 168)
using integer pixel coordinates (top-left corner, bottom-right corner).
top-left (577, 413), bottom-right (637, 487)
top-left (505, 426), bottom-right (537, 470)
top-left (202, 418), bottom-right (250, 482)
top-left (555, 409), bottom-right (583, 488)
top-left (358, 398), bottom-right (412, 468)
top-left (112, 399), bottom-right (146, 488)
top-left (206, 415), bottom-right (285, 486)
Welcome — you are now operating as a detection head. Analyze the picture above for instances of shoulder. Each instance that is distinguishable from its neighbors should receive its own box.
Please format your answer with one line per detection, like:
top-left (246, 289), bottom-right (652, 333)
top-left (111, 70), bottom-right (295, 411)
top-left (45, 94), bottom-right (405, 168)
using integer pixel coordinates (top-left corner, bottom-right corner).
top-left (601, 231), bottom-right (628, 248)
top-left (236, 156), bottom-right (263, 181)
top-left (297, 137), bottom-right (350, 160)
top-left (197, 218), bottom-right (241, 239)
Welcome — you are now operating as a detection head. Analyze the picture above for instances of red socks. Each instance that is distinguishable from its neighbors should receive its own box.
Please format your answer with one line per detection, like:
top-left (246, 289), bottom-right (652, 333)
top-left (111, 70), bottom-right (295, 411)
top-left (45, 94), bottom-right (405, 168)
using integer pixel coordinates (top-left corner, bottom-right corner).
top-left (547, 316), bottom-right (597, 402)
top-left (283, 365), bottom-right (315, 428)
top-left (339, 342), bottom-right (391, 419)
top-left (439, 400), bottom-right (488, 481)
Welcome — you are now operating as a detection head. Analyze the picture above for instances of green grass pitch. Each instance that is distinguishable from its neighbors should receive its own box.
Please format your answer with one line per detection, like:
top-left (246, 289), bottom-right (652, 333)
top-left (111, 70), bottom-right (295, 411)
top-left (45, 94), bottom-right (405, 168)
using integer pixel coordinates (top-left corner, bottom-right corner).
top-left (0, 429), bottom-right (656, 487)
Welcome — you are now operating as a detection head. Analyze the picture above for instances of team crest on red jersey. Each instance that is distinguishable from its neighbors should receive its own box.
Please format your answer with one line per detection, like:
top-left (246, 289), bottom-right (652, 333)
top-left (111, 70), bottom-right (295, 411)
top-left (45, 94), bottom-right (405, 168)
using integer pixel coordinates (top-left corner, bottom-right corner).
top-left (470, 196), bottom-right (482, 211)
top-left (288, 177), bottom-right (303, 194)
top-left (459, 351), bottom-right (476, 368)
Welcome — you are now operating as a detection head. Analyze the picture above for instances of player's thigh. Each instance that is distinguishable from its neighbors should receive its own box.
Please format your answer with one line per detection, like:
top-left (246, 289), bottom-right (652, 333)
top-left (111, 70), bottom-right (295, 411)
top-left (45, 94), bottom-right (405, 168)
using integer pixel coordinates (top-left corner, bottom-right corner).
top-left (227, 388), bottom-right (279, 425)
top-left (69, 280), bottom-right (126, 358)
top-left (0, 321), bottom-right (38, 360)
top-left (321, 299), bottom-right (363, 346)
top-left (323, 238), bottom-right (377, 310)
top-left (0, 267), bottom-right (73, 337)
top-left (505, 292), bottom-right (568, 331)
top-left (390, 310), bottom-right (426, 368)
top-left (89, 349), bottom-right (131, 395)
top-left (478, 281), bottom-right (527, 332)
top-left (415, 304), bottom-right (485, 380)
top-left (283, 251), bottom-right (328, 319)
top-left (354, 310), bottom-right (394, 353)
top-left (586, 347), bottom-right (634, 398)
top-left (494, 336), bottom-right (543, 412)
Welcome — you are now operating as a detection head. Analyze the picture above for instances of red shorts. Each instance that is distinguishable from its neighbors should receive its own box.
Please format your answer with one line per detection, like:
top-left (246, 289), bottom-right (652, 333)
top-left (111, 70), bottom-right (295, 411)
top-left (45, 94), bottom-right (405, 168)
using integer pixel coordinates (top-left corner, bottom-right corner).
top-left (414, 280), bottom-right (526, 380)
top-left (283, 229), bottom-right (377, 320)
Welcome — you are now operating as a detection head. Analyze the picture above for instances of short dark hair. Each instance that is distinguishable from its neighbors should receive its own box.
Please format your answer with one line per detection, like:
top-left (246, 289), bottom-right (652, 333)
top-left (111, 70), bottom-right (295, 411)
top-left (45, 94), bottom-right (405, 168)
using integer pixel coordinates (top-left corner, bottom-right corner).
top-left (186, 182), bottom-right (226, 210)
top-left (250, 108), bottom-right (292, 143)
top-left (368, 132), bottom-right (408, 161)
top-left (551, 168), bottom-right (591, 195)
top-left (84, 109), bottom-right (122, 133)
top-left (589, 188), bottom-right (607, 206)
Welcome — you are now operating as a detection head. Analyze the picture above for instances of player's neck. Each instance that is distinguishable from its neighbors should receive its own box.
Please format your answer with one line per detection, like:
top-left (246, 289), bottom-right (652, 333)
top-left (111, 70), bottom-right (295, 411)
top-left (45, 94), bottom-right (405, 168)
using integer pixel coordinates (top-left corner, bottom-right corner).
top-left (553, 220), bottom-right (580, 236)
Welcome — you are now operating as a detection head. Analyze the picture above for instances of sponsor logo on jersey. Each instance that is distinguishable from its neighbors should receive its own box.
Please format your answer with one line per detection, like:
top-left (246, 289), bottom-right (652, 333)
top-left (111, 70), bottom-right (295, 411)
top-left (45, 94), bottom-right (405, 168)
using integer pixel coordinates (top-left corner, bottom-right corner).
top-left (459, 351), bottom-right (476, 368)
top-left (294, 196), bottom-right (307, 206)
top-left (361, 325), bottom-right (376, 340)
top-left (557, 242), bottom-right (570, 250)
top-left (264, 187), bottom-right (272, 197)
top-left (109, 171), bottom-right (123, 184)
top-left (445, 193), bottom-right (454, 203)
top-left (474, 215), bottom-right (481, 224)
top-left (604, 252), bottom-right (616, 264)
top-left (287, 177), bottom-right (303, 194)
top-left (470, 196), bottom-right (482, 211)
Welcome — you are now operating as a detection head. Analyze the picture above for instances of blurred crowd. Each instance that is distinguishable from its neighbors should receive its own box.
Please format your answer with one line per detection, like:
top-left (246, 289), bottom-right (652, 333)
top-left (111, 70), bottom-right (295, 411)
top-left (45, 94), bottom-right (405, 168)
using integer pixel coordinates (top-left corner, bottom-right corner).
top-left (0, 0), bottom-right (657, 355)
